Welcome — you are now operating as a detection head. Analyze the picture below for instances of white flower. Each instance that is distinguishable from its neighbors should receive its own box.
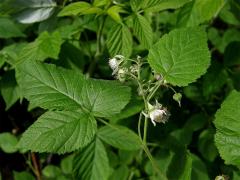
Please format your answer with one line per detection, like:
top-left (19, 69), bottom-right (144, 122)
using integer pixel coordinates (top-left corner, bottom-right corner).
top-left (147, 101), bottom-right (170, 126)
top-left (109, 58), bottom-right (118, 70)
top-left (149, 108), bottom-right (168, 126)
top-left (108, 55), bottom-right (125, 75)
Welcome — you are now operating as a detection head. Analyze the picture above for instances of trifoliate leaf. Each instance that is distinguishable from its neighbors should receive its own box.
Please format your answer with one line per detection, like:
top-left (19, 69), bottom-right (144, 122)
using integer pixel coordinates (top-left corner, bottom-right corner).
top-left (18, 110), bottom-right (97, 154)
top-left (214, 90), bottom-right (240, 166)
top-left (98, 125), bottom-right (141, 150)
top-left (148, 27), bottom-right (210, 86)
top-left (73, 138), bottom-right (110, 180)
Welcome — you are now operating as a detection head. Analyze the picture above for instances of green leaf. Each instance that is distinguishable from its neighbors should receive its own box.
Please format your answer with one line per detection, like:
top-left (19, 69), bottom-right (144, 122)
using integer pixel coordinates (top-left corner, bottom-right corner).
top-left (167, 151), bottom-right (192, 180)
top-left (107, 5), bottom-right (125, 24)
top-left (142, 0), bottom-right (191, 12)
top-left (15, 0), bottom-right (56, 24)
top-left (42, 165), bottom-right (62, 178)
top-left (17, 62), bottom-right (131, 117)
top-left (13, 171), bottom-right (35, 180)
top-left (60, 155), bottom-right (74, 174)
top-left (148, 27), bottom-right (210, 86)
top-left (224, 42), bottom-right (240, 67)
top-left (0, 132), bottom-right (18, 153)
top-left (58, 2), bottom-right (102, 17)
top-left (214, 90), bottom-right (240, 166)
top-left (98, 125), bottom-right (141, 150)
top-left (177, 0), bottom-right (225, 27)
top-left (17, 31), bottom-right (62, 63)
top-left (0, 17), bottom-right (24, 38)
top-left (198, 129), bottom-right (218, 162)
top-left (0, 71), bottom-right (20, 110)
top-left (109, 165), bottom-right (129, 180)
top-left (73, 138), bottom-right (110, 180)
top-left (202, 61), bottom-right (228, 98)
top-left (133, 14), bottom-right (153, 49)
top-left (191, 154), bottom-right (209, 180)
top-left (18, 110), bottom-right (97, 154)
top-left (107, 23), bottom-right (132, 58)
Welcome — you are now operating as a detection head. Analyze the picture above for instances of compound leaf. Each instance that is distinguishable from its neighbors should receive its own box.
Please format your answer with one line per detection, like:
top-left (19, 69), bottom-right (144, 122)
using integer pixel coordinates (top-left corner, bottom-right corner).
top-left (18, 110), bottom-right (97, 154)
top-left (214, 90), bottom-right (240, 166)
top-left (148, 27), bottom-right (210, 86)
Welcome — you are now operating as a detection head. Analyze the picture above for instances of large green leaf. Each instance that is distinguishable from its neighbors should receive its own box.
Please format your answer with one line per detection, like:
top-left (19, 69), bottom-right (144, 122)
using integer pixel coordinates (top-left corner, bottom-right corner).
top-left (142, 0), bottom-right (191, 12)
top-left (0, 17), bottom-right (24, 38)
top-left (73, 138), bottom-right (110, 180)
top-left (214, 90), bottom-right (240, 166)
top-left (18, 110), bottom-right (97, 154)
top-left (177, 0), bottom-right (225, 27)
top-left (17, 62), bottom-right (131, 117)
top-left (133, 14), bottom-right (153, 49)
top-left (148, 27), bottom-right (210, 86)
top-left (98, 125), bottom-right (141, 150)
top-left (106, 23), bottom-right (132, 57)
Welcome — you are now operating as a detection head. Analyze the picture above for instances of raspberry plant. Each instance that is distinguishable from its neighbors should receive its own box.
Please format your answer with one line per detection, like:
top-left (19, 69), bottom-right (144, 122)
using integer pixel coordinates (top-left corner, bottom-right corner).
top-left (0, 0), bottom-right (240, 179)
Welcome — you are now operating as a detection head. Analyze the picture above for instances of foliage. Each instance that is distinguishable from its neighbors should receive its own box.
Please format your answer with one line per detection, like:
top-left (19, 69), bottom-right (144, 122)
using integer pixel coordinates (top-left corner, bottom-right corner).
top-left (0, 0), bottom-right (240, 179)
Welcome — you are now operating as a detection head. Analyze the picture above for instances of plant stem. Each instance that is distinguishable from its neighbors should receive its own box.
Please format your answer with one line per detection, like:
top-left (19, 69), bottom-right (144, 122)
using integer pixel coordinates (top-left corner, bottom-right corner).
top-left (142, 144), bottom-right (167, 180)
top-left (87, 16), bottom-right (106, 77)
top-left (31, 153), bottom-right (41, 180)
top-left (138, 113), bottom-right (143, 140)
top-left (143, 116), bottom-right (148, 144)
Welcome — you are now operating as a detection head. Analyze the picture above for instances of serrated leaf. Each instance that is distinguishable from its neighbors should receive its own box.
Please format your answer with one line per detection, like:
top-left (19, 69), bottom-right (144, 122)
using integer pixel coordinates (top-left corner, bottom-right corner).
top-left (17, 62), bottom-right (131, 117)
top-left (107, 23), bottom-right (132, 57)
top-left (148, 27), bottom-right (210, 86)
top-left (177, 0), bottom-right (225, 27)
top-left (133, 14), bottom-right (153, 49)
top-left (15, 0), bottom-right (56, 24)
top-left (98, 125), bottom-right (141, 150)
top-left (142, 0), bottom-right (191, 12)
top-left (17, 31), bottom-right (62, 63)
top-left (58, 2), bottom-right (102, 17)
top-left (0, 17), bottom-right (24, 38)
top-left (214, 90), bottom-right (240, 166)
top-left (18, 110), bottom-right (97, 154)
top-left (73, 138), bottom-right (110, 180)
